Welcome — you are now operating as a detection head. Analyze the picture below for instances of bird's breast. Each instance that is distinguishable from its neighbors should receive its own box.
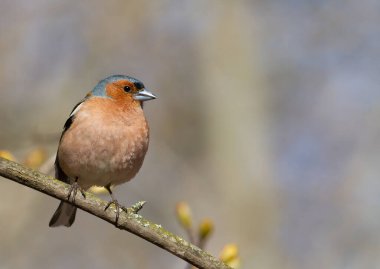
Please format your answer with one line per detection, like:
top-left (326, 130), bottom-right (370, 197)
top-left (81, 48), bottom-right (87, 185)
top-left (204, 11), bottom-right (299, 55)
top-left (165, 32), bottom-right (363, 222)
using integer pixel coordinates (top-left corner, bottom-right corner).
top-left (57, 98), bottom-right (149, 189)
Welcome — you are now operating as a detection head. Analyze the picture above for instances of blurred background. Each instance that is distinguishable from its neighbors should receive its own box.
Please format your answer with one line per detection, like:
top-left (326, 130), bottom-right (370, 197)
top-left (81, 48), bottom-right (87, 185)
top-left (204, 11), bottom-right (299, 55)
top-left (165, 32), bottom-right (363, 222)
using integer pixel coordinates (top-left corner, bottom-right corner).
top-left (0, 0), bottom-right (379, 268)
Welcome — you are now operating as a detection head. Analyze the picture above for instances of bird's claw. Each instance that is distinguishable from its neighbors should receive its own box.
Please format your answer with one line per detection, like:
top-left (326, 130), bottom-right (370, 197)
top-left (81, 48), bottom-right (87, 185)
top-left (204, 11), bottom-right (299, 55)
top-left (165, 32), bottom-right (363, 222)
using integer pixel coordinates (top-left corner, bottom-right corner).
top-left (104, 199), bottom-right (128, 227)
top-left (67, 181), bottom-right (86, 203)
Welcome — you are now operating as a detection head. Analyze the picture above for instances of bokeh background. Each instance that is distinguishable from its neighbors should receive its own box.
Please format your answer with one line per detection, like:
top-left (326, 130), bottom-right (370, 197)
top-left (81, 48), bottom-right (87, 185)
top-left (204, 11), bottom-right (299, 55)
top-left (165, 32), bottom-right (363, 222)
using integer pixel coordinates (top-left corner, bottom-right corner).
top-left (1, 1), bottom-right (379, 268)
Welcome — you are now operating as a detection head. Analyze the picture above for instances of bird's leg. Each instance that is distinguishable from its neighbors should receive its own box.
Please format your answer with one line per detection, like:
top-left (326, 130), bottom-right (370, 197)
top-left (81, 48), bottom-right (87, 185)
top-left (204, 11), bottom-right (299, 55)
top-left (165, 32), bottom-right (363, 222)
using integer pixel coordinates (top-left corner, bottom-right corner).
top-left (104, 184), bottom-right (128, 226)
top-left (67, 177), bottom-right (86, 203)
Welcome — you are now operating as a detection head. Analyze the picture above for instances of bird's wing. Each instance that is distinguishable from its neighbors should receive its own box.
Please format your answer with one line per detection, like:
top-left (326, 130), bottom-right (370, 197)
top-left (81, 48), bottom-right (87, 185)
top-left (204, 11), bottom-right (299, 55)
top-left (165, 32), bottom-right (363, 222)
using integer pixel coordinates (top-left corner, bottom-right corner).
top-left (54, 156), bottom-right (69, 183)
top-left (55, 99), bottom-right (85, 183)
top-left (64, 100), bottom-right (84, 132)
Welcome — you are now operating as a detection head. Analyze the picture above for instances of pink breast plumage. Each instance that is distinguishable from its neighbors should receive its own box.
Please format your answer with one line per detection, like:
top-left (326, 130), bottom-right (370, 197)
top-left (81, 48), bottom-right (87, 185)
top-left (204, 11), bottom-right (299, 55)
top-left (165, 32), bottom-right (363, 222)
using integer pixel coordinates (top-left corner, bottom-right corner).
top-left (57, 97), bottom-right (149, 189)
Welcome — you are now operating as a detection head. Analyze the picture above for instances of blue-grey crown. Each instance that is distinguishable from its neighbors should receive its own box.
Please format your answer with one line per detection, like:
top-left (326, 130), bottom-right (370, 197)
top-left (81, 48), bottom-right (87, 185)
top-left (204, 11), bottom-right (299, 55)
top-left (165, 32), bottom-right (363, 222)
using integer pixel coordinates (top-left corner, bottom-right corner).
top-left (91, 75), bottom-right (144, 97)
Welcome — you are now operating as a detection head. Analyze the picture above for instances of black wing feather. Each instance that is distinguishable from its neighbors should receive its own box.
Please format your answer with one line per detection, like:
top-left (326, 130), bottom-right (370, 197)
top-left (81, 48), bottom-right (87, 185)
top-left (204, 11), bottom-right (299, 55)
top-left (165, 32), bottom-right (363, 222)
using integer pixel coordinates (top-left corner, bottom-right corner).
top-left (55, 157), bottom-right (69, 183)
top-left (55, 100), bottom-right (84, 183)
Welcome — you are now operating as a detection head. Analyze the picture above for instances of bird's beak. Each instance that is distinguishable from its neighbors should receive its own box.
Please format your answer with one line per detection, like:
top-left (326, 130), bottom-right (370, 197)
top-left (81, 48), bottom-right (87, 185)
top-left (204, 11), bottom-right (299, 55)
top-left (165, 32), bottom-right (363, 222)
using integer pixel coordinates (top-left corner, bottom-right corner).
top-left (133, 88), bottom-right (157, 101)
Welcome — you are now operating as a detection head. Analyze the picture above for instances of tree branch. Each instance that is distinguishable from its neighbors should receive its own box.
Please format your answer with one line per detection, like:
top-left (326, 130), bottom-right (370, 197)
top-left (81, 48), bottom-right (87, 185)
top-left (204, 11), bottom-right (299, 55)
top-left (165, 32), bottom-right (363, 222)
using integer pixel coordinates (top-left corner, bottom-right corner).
top-left (0, 157), bottom-right (231, 269)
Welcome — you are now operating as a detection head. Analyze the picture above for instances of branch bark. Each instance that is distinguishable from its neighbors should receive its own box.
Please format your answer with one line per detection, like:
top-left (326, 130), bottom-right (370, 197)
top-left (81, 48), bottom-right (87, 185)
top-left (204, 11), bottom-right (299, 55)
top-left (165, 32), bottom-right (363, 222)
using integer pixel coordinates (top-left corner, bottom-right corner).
top-left (0, 157), bottom-right (231, 269)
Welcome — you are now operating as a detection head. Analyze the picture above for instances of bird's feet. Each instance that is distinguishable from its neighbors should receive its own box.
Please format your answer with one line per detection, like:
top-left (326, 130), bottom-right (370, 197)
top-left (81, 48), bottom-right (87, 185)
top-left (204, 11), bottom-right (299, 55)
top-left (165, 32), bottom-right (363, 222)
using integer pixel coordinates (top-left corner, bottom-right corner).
top-left (104, 199), bottom-right (128, 226)
top-left (67, 181), bottom-right (86, 203)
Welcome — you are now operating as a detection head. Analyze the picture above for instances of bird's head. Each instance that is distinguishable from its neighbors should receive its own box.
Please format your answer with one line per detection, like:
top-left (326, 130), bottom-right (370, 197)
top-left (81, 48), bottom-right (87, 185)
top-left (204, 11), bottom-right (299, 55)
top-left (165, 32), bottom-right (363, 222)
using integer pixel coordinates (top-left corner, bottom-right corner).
top-left (89, 75), bottom-right (157, 106)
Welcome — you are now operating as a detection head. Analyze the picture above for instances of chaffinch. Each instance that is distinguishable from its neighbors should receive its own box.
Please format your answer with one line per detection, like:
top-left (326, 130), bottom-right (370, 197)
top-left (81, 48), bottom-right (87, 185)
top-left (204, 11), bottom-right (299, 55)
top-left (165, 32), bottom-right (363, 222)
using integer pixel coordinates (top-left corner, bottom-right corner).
top-left (49, 75), bottom-right (156, 227)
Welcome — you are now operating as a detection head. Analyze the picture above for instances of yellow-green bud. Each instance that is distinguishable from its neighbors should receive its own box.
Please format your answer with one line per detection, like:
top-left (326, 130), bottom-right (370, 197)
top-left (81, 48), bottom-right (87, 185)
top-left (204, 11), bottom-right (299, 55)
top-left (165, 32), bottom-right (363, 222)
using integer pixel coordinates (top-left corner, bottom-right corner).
top-left (175, 202), bottom-right (192, 229)
top-left (199, 218), bottom-right (214, 240)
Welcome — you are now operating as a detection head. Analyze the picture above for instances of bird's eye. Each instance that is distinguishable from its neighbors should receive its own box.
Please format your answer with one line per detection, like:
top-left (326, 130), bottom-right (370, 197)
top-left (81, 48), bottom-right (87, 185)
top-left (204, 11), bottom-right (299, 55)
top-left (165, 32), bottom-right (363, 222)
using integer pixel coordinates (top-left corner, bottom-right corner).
top-left (123, 86), bottom-right (131, 92)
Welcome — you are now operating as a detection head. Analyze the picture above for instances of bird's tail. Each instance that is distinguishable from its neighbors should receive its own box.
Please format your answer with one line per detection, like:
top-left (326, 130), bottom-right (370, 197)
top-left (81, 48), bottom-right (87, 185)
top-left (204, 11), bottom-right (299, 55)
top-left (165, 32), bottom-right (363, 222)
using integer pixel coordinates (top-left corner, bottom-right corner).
top-left (49, 201), bottom-right (77, 227)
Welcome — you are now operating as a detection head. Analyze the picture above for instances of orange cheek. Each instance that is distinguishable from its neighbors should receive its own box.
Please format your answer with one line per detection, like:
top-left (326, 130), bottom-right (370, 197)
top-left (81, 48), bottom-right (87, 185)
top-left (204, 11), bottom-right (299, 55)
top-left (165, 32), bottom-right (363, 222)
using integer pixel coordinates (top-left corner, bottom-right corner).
top-left (105, 84), bottom-right (125, 99)
top-left (105, 84), bottom-right (136, 104)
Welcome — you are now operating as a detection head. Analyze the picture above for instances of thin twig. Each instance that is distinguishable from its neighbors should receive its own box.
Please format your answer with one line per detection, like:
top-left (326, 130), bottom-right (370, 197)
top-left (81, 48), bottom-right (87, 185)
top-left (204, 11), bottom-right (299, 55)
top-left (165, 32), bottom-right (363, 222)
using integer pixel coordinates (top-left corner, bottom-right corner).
top-left (0, 157), bottom-right (231, 269)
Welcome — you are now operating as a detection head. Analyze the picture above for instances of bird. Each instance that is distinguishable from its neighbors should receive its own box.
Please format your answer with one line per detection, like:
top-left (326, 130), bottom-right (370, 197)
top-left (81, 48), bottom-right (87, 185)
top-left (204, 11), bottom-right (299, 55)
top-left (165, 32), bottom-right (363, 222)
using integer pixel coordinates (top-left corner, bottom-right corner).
top-left (49, 75), bottom-right (156, 227)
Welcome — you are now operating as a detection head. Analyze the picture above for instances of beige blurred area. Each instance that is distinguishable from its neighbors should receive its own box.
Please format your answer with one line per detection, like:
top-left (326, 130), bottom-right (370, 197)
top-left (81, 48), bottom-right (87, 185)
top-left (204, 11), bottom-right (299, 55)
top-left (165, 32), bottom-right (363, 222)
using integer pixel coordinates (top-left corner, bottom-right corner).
top-left (1, 1), bottom-right (380, 268)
